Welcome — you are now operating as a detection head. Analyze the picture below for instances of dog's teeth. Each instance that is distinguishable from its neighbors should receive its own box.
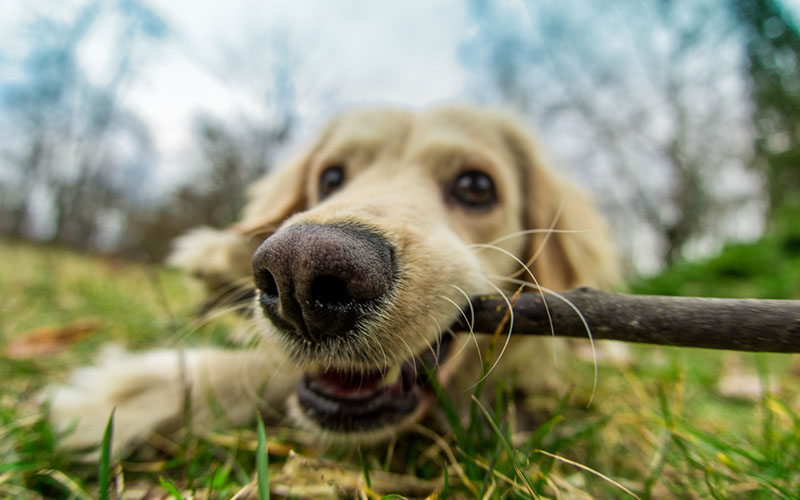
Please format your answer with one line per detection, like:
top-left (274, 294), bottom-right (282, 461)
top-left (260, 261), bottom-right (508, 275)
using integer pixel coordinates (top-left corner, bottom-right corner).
top-left (381, 365), bottom-right (401, 386)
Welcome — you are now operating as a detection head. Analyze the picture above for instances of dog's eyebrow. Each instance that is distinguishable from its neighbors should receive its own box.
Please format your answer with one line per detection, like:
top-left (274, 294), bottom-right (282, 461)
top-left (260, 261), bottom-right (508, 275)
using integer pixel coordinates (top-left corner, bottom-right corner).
top-left (318, 138), bottom-right (386, 162)
top-left (411, 142), bottom-right (499, 171)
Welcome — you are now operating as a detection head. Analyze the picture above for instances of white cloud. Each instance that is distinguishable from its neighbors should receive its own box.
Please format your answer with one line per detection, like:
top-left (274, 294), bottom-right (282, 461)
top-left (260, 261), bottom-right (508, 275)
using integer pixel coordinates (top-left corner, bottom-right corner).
top-left (3, 0), bottom-right (470, 187)
top-left (120, 0), bottom-right (469, 184)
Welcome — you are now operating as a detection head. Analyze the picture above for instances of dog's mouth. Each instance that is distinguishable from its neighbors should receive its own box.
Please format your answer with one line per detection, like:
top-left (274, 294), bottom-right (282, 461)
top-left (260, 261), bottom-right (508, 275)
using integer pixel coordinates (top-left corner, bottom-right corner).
top-left (296, 334), bottom-right (454, 433)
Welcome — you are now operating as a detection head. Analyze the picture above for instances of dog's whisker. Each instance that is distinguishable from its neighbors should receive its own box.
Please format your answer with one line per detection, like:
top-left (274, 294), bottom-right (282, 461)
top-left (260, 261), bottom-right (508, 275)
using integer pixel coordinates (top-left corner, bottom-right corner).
top-left (541, 287), bottom-right (599, 407)
top-left (488, 275), bottom-right (600, 406)
top-left (489, 273), bottom-right (556, 367)
top-left (464, 279), bottom-right (516, 390)
top-left (371, 332), bottom-right (391, 369)
top-left (186, 301), bottom-right (253, 329)
top-left (444, 322), bottom-right (482, 368)
top-left (438, 291), bottom-right (482, 366)
top-left (435, 330), bottom-right (443, 368)
top-left (468, 242), bottom-right (535, 278)
top-left (450, 285), bottom-right (475, 331)
top-left (200, 275), bottom-right (252, 296)
top-left (201, 302), bottom-right (252, 320)
top-left (424, 312), bottom-right (448, 372)
top-left (195, 276), bottom-right (255, 310)
top-left (471, 242), bottom-right (558, 365)
top-left (481, 197), bottom-right (570, 283)
top-left (471, 242), bottom-right (555, 317)
top-left (485, 227), bottom-right (590, 248)
top-left (378, 339), bottom-right (389, 375)
top-left (241, 321), bottom-right (269, 348)
top-left (518, 197), bottom-right (567, 279)
top-left (437, 295), bottom-right (472, 334)
top-left (470, 241), bottom-right (559, 375)
top-left (426, 312), bottom-right (444, 364)
top-left (222, 275), bottom-right (258, 290)
top-left (449, 329), bottom-right (482, 370)
top-left (166, 303), bottom-right (253, 346)
top-left (253, 352), bottom-right (293, 419)
top-left (399, 337), bottom-right (419, 380)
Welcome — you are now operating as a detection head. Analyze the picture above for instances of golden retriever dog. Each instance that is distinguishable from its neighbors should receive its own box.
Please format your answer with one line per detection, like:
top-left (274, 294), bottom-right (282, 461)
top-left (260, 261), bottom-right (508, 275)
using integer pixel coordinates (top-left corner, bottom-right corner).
top-left (49, 106), bottom-right (619, 456)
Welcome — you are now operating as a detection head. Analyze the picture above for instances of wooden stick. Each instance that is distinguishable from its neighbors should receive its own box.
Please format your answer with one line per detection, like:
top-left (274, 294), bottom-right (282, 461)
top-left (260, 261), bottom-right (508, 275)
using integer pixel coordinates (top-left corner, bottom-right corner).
top-left (453, 287), bottom-right (800, 353)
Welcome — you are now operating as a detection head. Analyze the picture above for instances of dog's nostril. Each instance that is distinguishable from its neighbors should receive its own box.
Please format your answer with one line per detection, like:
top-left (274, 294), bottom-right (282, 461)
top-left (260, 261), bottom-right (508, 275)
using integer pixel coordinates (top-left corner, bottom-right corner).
top-left (255, 269), bottom-right (279, 298)
top-left (310, 275), bottom-right (350, 306)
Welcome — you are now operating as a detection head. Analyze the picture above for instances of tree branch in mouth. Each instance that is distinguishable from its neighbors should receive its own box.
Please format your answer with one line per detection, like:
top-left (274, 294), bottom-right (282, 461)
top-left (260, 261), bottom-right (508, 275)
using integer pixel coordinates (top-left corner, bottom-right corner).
top-left (457, 287), bottom-right (800, 353)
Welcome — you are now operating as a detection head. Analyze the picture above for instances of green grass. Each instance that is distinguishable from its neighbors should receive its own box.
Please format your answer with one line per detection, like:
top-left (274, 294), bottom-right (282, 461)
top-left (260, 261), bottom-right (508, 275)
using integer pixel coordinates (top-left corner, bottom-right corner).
top-left (1, 230), bottom-right (799, 498)
top-left (255, 415), bottom-right (270, 500)
top-left (632, 202), bottom-right (800, 300)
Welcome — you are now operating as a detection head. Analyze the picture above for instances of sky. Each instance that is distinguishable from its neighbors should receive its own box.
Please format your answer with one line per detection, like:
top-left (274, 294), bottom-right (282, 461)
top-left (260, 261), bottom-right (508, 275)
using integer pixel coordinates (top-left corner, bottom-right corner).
top-left (3, 0), bottom-right (799, 170)
top-left (0, 0), bottom-right (473, 187)
top-left (150, 1), bottom-right (469, 170)
top-left (1, 0), bottom-right (796, 269)
top-left (148, 0), bottom-right (470, 181)
top-left (2, 0), bottom-right (797, 187)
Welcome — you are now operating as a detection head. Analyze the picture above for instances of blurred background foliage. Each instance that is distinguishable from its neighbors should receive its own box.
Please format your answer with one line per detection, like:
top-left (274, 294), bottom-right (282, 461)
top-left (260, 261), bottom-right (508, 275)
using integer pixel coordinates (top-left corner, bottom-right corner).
top-left (633, 201), bottom-right (800, 298)
top-left (0, 0), bottom-right (798, 283)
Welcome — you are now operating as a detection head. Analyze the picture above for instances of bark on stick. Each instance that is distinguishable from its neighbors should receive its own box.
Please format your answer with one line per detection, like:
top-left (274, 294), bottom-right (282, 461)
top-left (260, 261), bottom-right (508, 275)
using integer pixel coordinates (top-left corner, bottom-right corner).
top-left (456, 287), bottom-right (800, 353)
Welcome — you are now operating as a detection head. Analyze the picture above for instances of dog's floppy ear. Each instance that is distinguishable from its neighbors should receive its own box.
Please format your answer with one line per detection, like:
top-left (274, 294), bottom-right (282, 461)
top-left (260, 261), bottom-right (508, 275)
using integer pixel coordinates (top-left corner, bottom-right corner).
top-left (233, 150), bottom-right (311, 238)
top-left (501, 116), bottom-right (620, 291)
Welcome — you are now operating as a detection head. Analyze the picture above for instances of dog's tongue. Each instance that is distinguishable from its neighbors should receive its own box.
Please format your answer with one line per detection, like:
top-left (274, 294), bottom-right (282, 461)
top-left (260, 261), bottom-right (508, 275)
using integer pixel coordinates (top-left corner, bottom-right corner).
top-left (311, 367), bottom-right (400, 399)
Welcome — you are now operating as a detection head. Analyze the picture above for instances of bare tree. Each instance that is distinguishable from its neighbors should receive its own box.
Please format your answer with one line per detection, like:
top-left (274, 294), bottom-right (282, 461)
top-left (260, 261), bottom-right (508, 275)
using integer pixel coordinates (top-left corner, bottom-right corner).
top-left (732, 0), bottom-right (800, 216)
top-left (461, 0), bottom-right (762, 270)
top-left (117, 30), bottom-right (303, 261)
top-left (0, 0), bottom-right (165, 251)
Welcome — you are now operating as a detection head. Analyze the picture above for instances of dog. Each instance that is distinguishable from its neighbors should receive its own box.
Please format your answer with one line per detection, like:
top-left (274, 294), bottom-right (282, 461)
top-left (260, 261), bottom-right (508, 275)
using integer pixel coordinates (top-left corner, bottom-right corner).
top-left (48, 105), bottom-right (619, 456)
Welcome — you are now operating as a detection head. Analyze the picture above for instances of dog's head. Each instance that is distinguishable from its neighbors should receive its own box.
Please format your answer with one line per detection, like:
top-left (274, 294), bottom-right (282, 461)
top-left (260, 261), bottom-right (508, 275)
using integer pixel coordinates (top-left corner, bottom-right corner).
top-left (236, 106), bottom-right (618, 441)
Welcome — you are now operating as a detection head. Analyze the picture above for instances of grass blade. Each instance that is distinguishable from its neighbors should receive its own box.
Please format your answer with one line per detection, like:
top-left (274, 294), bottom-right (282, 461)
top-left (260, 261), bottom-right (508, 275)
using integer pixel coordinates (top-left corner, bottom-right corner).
top-left (535, 449), bottom-right (641, 500)
top-left (159, 476), bottom-right (187, 499)
top-left (358, 447), bottom-right (372, 489)
top-left (421, 360), bottom-right (465, 442)
top-left (442, 464), bottom-right (449, 499)
top-left (36, 469), bottom-right (92, 500)
top-left (471, 395), bottom-right (539, 499)
top-left (256, 414), bottom-right (270, 500)
top-left (98, 408), bottom-right (115, 500)
top-left (477, 428), bottom-right (504, 499)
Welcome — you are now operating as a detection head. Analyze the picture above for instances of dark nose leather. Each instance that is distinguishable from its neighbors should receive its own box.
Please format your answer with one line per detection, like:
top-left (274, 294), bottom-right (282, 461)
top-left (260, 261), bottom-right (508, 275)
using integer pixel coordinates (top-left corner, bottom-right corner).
top-left (251, 224), bottom-right (394, 341)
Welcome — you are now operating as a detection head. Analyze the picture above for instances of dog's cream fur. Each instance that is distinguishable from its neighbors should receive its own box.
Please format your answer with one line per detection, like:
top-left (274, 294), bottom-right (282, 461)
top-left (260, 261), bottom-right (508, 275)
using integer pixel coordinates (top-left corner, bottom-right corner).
top-left (49, 106), bottom-right (619, 456)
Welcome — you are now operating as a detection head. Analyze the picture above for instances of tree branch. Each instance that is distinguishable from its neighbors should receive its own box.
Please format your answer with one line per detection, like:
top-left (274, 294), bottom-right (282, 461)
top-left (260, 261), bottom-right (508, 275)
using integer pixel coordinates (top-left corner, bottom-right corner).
top-left (455, 287), bottom-right (800, 353)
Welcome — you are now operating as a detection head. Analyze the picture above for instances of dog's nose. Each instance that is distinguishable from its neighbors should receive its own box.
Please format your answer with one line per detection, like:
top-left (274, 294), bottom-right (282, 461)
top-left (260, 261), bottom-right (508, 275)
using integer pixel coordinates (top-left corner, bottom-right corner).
top-left (252, 224), bottom-right (394, 341)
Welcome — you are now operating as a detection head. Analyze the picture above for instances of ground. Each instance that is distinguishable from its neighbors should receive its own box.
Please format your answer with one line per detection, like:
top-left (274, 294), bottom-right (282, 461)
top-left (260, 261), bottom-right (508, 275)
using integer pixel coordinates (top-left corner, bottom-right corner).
top-left (1, 226), bottom-right (799, 499)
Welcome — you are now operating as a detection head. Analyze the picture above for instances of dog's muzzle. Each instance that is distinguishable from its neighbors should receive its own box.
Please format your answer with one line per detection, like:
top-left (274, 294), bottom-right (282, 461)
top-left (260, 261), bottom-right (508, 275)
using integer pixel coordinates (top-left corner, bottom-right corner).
top-left (253, 223), bottom-right (453, 434)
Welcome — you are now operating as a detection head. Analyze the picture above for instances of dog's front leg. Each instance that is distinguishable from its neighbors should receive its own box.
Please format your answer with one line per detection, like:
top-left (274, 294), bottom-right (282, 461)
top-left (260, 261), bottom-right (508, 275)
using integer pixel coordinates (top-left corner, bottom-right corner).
top-left (47, 347), bottom-right (300, 459)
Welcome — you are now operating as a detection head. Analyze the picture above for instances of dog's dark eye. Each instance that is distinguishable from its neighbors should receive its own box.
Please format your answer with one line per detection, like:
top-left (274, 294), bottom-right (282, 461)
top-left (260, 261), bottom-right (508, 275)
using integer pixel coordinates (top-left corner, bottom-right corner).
top-left (319, 165), bottom-right (345, 200)
top-left (449, 170), bottom-right (497, 210)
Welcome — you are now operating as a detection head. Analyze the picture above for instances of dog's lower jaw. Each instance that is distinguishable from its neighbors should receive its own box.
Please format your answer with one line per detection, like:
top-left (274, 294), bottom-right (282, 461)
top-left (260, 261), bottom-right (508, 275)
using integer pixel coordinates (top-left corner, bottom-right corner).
top-left (286, 392), bottom-right (434, 446)
top-left (283, 334), bottom-right (467, 443)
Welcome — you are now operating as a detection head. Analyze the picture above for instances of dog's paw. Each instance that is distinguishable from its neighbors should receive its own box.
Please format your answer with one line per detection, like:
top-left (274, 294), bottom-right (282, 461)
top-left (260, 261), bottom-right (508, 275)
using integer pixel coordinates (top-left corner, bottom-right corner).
top-left (47, 347), bottom-right (186, 458)
top-left (47, 346), bottom-right (300, 459)
top-left (167, 227), bottom-right (254, 291)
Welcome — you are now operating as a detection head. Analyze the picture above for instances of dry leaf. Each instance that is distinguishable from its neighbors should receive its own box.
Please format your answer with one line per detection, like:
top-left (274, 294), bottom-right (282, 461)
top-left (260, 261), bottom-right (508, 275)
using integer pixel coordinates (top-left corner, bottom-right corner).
top-left (4, 320), bottom-right (101, 359)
